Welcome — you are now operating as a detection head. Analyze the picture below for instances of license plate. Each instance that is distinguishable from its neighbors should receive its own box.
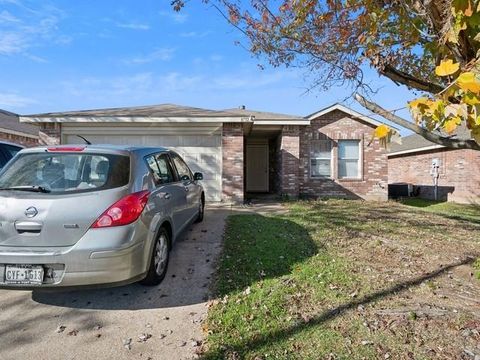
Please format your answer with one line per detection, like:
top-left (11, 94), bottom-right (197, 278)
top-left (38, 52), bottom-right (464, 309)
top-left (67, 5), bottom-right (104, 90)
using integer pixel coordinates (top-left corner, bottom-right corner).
top-left (5, 265), bottom-right (44, 285)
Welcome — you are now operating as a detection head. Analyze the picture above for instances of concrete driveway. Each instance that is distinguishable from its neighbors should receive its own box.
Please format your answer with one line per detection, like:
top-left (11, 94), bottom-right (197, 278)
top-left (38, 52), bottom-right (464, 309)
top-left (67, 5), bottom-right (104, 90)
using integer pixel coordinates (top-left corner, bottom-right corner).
top-left (0, 205), bottom-right (230, 360)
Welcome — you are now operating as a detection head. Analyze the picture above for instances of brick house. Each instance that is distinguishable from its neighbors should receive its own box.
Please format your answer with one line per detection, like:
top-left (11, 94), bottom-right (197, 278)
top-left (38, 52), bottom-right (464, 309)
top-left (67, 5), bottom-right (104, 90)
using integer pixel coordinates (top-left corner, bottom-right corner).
top-left (0, 109), bottom-right (38, 147)
top-left (20, 103), bottom-right (388, 202)
top-left (388, 133), bottom-right (480, 204)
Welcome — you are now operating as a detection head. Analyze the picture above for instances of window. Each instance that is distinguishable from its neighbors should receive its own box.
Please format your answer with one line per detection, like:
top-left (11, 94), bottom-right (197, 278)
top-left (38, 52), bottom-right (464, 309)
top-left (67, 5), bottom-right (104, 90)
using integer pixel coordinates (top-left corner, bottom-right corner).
top-left (0, 152), bottom-right (130, 193)
top-left (338, 140), bottom-right (360, 178)
top-left (171, 153), bottom-right (192, 181)
top-left (310, 139), bottom-right (332, 177)
top-left (1, 144), bottom-right (22, 158)
top-left (145, 153), bottom-right (174, 185)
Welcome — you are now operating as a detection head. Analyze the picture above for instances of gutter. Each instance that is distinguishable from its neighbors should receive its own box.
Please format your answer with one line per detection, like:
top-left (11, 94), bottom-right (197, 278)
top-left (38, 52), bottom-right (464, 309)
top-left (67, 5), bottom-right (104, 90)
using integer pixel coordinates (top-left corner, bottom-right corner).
top-left (387, 144), bottom-right (445, 157)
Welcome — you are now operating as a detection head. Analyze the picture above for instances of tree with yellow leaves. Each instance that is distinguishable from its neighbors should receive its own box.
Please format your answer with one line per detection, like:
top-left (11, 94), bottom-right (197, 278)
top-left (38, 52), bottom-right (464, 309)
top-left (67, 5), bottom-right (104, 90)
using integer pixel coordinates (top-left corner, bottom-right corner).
top-left (173, 0), bottom-right (480, 150)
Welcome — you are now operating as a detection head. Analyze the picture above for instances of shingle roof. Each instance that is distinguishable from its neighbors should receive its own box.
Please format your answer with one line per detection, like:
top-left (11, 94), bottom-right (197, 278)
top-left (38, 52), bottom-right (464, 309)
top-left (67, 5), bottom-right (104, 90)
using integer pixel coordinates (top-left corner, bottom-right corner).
top-left (388, 125), bottom-right (472, 155)
top-left (388, 133), bottom-right (437, 154)
top-left (223, 107), bottom-right (304, 121)
top-left (0, 109), bottom-right (38, 136)
top-left (25, 104), bottom-right (244, 118)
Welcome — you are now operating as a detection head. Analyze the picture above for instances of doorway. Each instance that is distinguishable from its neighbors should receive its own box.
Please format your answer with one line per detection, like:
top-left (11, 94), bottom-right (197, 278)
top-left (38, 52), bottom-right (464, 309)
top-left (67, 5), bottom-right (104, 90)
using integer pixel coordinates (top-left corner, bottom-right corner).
top-left (246, 142), bottom-right (269, 192)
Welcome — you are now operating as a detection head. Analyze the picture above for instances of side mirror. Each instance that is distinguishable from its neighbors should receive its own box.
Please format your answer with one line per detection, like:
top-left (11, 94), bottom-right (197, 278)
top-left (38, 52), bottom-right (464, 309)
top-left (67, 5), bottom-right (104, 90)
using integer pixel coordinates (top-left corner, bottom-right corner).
top-left (193, 172), bottom-right (203, 181)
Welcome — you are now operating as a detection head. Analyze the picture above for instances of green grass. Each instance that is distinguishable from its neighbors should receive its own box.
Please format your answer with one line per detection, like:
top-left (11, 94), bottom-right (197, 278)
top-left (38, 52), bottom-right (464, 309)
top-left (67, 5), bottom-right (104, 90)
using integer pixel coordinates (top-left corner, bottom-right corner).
top-left (203, 208), bottom-right (368, 359)
top-left (399, 198), bottom-right (480, 223)
top-left (202, 200), bottom-right (480, 359)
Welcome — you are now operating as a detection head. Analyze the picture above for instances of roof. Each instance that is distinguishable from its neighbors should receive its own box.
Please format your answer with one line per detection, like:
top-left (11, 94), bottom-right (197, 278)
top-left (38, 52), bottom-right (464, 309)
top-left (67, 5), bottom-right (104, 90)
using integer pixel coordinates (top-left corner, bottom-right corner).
top-left (21, 103), bottom-right (248, 123)
top-left (21, 104), bottom-right (311, 125)
top-left (0, 109), bottom-right (38, 138)
top-left (223, 107), bottom-right (310, 125)
top-left (388, 125), bottom-right (472, 157)
top-left (307, 103), bottom-right (390, 128)
top-left (25, 103), bottom-right (242, 118)
top-left (20, 102), bottom-right (388, 127)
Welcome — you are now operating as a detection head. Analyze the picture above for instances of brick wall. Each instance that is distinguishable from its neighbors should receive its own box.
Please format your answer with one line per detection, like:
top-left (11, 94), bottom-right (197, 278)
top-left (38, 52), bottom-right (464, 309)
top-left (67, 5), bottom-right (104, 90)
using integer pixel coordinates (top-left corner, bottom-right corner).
top-left (222, 123), bottom-right (244, 202)
top-left (298, 110), bottom-right (388, 201)
top-left (388, 148), bottom-right (480, 204)
top-left (0, 131), bottom-right (38, 147)
top-left (279, 126), bottom-right (300, 197)
top-left (38, 123), bottom-right (61, 145)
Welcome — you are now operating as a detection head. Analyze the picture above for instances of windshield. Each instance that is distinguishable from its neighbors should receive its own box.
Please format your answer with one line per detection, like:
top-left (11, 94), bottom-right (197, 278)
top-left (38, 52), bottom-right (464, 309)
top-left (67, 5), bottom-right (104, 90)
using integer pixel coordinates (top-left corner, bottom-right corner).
top-left (0, 152), bottom-right (130, 194)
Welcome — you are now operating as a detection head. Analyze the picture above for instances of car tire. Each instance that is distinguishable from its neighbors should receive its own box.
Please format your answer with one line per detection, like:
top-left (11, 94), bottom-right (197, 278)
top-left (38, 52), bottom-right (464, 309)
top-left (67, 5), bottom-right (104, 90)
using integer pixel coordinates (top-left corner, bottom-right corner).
top-left (195, 196), bottom-right (204, 223)
top-left (140, 227), bottom-right (170, 286)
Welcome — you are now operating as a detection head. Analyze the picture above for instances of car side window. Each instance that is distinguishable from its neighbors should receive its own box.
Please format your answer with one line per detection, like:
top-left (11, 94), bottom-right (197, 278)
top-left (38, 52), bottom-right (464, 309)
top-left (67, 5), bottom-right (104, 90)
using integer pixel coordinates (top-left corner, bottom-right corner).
top-left (154, 154), bottom-right (175, 184)
top-left (145, 155), bottom-right (161, 184)
top-left (171, 153), bottom-right (192, 181)
top-left (145, 153), bottom-right (174, 185)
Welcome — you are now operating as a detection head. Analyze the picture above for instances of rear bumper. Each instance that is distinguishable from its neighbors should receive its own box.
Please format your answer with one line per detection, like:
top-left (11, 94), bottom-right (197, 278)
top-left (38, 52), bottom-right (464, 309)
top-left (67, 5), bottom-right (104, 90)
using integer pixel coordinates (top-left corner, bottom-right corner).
top-left (0, 223), bottom-right (152, 288)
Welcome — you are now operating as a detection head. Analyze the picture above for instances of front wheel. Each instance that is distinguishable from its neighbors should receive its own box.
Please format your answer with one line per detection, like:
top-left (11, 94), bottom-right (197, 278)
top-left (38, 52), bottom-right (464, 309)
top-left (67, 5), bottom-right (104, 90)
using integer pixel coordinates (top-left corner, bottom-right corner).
top-left (140, 228), bottom-right (170, 286)
top-left (195, 196), bottom-right (204, 223)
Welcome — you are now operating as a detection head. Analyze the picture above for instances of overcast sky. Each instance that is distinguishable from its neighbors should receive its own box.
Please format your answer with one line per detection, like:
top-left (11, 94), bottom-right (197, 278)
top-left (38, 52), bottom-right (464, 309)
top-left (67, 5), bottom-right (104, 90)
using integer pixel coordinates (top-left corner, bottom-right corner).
top-left (0, 0), bottom-right (415, 131)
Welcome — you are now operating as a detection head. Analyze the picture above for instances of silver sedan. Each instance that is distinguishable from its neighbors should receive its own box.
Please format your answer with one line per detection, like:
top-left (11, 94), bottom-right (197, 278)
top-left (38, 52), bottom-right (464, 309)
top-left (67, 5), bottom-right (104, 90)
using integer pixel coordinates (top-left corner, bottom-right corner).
top-left (0, 145), bottom-right (205, 288)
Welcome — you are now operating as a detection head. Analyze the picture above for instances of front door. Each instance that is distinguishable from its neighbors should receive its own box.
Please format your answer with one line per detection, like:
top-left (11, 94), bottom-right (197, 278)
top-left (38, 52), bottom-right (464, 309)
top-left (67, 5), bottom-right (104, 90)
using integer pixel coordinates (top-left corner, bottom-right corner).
top-left (246, 144), bottom-right (269, 192)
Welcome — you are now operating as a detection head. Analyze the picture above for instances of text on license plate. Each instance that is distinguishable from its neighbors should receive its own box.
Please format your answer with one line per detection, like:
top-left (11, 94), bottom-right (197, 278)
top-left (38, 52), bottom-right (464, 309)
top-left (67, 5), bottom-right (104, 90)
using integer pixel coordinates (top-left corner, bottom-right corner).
top-left (5, 265), bottom-right (44, 284)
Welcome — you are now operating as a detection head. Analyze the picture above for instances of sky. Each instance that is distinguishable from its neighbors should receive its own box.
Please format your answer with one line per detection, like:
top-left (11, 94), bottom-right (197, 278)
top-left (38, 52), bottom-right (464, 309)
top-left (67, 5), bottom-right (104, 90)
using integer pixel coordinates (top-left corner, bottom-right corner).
top-left (0, 0), bottom-right (416, 132)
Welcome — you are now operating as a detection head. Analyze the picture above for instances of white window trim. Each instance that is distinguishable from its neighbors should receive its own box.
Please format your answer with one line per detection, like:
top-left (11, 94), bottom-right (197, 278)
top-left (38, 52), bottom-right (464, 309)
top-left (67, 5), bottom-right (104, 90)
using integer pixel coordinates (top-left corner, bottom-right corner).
top-left (309, 139), bottom-right (333, 179)
top-left (337, 139), bottom-right (362, 180)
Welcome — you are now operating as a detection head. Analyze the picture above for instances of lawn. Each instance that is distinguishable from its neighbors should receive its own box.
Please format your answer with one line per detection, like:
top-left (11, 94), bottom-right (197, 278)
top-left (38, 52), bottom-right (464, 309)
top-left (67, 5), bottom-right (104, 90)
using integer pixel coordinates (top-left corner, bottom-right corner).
top-left (399, 198), bottom-right (480, 224)
top-left (202, 200), bottom-right (480, 359)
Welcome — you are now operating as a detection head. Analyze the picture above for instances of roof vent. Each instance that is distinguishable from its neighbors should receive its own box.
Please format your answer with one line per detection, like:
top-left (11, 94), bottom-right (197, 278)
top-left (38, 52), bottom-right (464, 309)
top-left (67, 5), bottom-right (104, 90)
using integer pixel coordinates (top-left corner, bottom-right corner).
top-left (239, 105), bottom-right (246, 110)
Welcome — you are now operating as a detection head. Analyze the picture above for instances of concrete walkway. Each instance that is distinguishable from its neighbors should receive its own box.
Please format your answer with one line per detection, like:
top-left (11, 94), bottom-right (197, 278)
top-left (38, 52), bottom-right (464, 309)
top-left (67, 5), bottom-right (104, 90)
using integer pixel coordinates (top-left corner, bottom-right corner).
top-left (0, 205), bottom-right (232, 360)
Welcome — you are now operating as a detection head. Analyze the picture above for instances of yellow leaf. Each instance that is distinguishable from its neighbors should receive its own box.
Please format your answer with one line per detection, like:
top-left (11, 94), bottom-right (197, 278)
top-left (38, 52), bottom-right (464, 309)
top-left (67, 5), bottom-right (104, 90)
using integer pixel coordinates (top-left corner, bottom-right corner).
top-left (463, 93), bottom-right (480, 105)
top-left (457, 72), bottom-right (480, 93)
top-left (444, 117), bottom-right (461, 134)
top-left (472, 127), bottom-right (480, 144)
top-left (435, 59), bottom-right (460, 76)
top-left (408, 97), bottom-right (431, 109)
top-left (374, 124), bottom-right (390, 139)
top-left (424, 99), bottom-right (444, 117)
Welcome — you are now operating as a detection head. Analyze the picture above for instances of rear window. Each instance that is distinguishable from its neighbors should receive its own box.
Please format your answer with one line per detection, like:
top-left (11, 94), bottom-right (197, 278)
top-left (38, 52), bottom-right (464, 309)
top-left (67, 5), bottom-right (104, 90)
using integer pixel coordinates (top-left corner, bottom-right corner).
top-left (0, 152), bottom-right (130, 194)
top-left (1, 144), bottom-right (22, 158)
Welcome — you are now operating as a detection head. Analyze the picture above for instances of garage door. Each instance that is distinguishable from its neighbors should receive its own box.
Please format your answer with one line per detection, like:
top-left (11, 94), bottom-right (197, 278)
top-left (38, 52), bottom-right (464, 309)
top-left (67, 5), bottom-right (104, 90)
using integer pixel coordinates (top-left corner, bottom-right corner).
top-left (62, 123), bottom-right (222, 201)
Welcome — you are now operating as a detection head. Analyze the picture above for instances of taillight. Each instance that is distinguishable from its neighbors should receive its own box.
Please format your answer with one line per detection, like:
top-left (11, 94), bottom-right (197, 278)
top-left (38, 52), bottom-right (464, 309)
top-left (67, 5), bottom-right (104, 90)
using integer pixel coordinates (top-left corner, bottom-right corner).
top-left (47, 146), bottom-right (86, 152)
top-left (91, 190), bottom-right (150, 228)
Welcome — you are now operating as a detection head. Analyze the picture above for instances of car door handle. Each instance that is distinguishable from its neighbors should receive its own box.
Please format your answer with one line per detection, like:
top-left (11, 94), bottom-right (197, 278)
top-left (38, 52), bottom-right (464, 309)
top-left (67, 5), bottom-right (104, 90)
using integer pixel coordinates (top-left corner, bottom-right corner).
top-left (164, 193), bottom-right (171, 200)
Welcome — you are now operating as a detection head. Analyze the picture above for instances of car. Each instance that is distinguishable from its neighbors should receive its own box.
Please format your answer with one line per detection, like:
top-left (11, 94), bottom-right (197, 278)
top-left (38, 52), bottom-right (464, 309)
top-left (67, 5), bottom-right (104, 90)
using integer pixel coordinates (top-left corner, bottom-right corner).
top-left (0, 144), bottom-right (205, 288)
top-left (0, 141), bottom-right (23, 170)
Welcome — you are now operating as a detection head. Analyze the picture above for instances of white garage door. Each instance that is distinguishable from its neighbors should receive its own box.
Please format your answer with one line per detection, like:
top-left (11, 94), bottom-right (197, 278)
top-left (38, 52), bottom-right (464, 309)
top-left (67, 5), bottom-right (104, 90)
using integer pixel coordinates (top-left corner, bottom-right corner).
top-left (62, 123), bottom-right (222, 201)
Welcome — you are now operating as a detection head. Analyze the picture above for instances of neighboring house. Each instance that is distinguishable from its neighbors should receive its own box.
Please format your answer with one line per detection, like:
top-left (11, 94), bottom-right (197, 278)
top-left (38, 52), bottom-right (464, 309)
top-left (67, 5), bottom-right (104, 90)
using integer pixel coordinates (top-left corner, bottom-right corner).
top-left (20, 103), bottom-right (388, 202)
top-left (388, 133), bottom-right (480, 204)
top-left (0, 109), bottom-right (38, 146)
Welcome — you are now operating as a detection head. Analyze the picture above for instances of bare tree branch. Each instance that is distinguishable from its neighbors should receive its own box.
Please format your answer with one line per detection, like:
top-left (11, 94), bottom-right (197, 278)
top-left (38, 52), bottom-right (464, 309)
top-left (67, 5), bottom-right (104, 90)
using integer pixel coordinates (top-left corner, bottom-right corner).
top-left (379, 64), bottom-right (445, 93)
top-left (355, 93), bottom-right (480, 151)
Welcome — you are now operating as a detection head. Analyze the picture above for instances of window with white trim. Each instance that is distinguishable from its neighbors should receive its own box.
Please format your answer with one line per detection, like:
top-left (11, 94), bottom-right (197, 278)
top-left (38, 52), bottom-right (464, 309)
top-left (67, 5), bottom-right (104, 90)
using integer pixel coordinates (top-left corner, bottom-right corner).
top-left (338, 140), bottom-right (360, 178)
top-left (310, 139), bottom-right (332, 178)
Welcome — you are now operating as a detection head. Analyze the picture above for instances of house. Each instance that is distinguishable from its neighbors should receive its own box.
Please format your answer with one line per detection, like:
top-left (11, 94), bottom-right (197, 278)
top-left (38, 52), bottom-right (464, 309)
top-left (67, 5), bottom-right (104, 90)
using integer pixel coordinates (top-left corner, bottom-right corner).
top-left (388, 133), bottom-right (480, 204)
top-left (0, 109), bottom-right (38, 146)
top-left (20, 103), bottom-right (388, 202)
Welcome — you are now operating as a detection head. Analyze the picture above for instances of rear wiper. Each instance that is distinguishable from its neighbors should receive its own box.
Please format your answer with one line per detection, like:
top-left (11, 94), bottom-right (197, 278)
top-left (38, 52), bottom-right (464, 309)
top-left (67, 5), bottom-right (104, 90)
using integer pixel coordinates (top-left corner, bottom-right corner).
top-left (0, 186), bottom-right (51, 193)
